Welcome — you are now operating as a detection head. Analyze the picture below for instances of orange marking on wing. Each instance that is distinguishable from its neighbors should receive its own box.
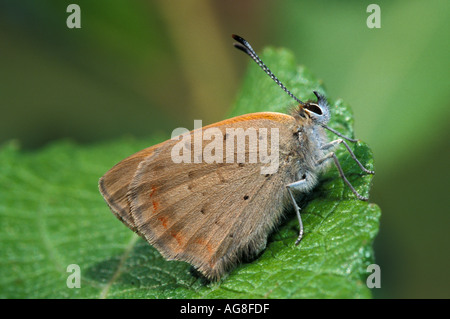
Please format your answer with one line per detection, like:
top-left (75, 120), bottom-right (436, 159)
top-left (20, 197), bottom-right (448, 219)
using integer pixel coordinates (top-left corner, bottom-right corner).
top-left (195, 238), bottom-right (216, 268)
top-left (195, 238), bottom-right (205, 245)
top-left (149, 186), bottom-right (157, 198)
top-left (195, 238), bottom-right (213, 254)
top-left (152, 200), bottom-right (159, 213)
top-left (180, 112), bottom-right (296, 138)
top-left (202, 112), bottom-right (293, 129)
top-left (171, 231), bottom-right (183, 246)
top-left (158, 216), bottom-right (168, 229)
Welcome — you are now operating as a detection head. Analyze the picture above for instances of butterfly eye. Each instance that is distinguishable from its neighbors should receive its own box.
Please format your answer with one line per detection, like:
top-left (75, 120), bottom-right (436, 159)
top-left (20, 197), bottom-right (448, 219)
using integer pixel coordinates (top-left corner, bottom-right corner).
top-left (305, 103), bottom-right (323, 115)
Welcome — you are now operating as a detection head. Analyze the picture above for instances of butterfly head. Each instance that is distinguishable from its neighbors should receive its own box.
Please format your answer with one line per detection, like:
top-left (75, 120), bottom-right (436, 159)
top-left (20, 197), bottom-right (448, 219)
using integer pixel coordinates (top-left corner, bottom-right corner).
top-left (299, 91), bottom-right (330, 125)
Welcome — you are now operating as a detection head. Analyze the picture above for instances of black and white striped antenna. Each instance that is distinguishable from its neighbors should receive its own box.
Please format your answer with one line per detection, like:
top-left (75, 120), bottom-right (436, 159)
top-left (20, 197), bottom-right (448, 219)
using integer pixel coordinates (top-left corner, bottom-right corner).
top-left (232, 34), bottom-right (305, 106)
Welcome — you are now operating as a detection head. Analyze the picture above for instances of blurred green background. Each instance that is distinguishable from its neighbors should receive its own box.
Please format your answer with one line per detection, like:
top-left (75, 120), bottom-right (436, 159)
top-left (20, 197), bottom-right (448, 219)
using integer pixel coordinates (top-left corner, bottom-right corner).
top-left (1, 0), bottom-right (449, 298)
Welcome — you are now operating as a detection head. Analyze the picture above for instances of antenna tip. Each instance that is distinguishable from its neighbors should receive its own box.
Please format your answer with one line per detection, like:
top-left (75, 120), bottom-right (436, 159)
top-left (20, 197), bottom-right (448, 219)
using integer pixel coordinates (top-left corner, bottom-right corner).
top-left (232, 34), bottom-right (248, 46)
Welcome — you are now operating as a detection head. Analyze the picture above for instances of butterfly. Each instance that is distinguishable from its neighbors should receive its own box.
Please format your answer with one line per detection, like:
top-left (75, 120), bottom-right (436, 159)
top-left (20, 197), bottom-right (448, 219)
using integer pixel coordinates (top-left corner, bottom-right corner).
top-left (99, 35), bottom-right (374, 281)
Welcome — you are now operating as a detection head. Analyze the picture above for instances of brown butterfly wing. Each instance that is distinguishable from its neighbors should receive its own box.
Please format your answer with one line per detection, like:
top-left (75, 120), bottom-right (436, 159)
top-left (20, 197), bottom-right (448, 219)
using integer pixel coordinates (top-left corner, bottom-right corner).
top-left (125, 112), bottom-right (300, 280)
top-left (99, 143), bottom-right (164, 231)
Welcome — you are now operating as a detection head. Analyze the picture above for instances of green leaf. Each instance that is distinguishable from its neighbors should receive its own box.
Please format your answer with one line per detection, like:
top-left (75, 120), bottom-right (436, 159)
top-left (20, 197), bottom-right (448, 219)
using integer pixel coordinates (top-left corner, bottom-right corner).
top-left (0, 48), bottom-right (380, 299)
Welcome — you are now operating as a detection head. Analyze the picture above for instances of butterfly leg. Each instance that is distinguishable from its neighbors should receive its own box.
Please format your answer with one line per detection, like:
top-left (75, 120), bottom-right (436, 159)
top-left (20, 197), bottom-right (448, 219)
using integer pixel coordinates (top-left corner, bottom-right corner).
top-left (321, 139), bottom-right (374, 174)
top-left (317, 152), bottom-right (369, 201)
top-left (286, 178), bottom-right (307, 245)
